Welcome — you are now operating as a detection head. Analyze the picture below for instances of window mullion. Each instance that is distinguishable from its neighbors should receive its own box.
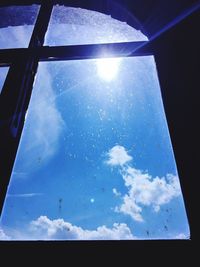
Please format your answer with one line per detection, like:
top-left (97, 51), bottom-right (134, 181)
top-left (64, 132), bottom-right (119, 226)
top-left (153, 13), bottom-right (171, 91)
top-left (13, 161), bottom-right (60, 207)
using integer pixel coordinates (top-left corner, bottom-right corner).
top-left (0, 1), bottom-right (53, 214)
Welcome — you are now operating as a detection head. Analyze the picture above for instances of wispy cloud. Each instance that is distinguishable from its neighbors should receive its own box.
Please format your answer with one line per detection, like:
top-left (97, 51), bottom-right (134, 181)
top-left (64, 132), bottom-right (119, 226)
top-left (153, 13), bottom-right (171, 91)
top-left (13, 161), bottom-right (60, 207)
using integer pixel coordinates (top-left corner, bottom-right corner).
top-left (105, 145), bottom-right (132, 166)
top-left (7, 193), bottom-right (43, 198)
top-left (106, 145), bottom-right (181, 222)
top-left (15, 64), bottom-right (65, 172)
top-left (12, 172), bottom-right (28, 179)
top-left (26, 64), bottom-right (64, 158)
top-left (0, 25), bottom-right (34, 49)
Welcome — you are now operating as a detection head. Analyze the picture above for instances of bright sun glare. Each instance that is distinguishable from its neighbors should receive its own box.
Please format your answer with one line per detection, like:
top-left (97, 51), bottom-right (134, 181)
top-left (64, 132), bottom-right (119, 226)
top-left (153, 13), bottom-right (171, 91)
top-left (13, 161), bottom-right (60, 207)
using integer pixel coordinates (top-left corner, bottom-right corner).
top-left (97, 58), bottom-right (120, 81)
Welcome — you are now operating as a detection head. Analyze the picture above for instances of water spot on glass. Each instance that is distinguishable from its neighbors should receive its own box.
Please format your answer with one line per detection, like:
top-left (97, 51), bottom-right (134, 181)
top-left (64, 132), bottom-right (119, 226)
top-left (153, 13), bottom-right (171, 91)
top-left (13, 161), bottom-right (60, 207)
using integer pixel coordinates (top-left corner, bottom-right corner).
top-left (164, 225), bottom-right (168, 231)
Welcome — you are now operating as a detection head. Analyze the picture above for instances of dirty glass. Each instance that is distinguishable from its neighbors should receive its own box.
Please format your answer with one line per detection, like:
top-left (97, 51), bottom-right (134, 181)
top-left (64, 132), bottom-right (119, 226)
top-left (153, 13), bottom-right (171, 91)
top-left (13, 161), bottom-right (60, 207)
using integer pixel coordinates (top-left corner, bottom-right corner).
top-left (0, 56), bottom-right (189, 240)
top-left (0, 67), bottom-right (9, 94)
top-left (45, 5), bottom-right (147, 46)
top-left (0, 5), bottom-right (40, 49)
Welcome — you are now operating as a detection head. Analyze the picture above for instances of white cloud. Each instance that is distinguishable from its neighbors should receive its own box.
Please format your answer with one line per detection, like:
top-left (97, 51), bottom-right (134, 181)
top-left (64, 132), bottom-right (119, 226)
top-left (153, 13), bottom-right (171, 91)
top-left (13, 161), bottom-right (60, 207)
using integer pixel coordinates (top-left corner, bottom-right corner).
top-left (0, 25), bottom-right (34, 49)
top-left (113, 188), bottom-right (121, 197)
top-left (7, 193), bottom-right (43, 198)
top-left (29, 216), bottom-right (135, 240)
top-left (106, 145), bottom-right (132, 166)
top-left (115, 167), bottom-right (181, 222)
top-left (0, 229), bottom-right (11, 240)
top-left (0, 220), bottom-right (189, 240)
top-left (115, 194), bottom-right (143, 222)
top-left (15, 64), bottom-right (65, 171)
top-left (12, 172), bottom-right (27, 179)
top-left (107, 146), bottom-right (182, 222)
top-left (174, 233), bottom-right (189, 239)
top-left (124, 167), bottom-right (180, 205)
top-left (26, 65), bottom-right (64, 158)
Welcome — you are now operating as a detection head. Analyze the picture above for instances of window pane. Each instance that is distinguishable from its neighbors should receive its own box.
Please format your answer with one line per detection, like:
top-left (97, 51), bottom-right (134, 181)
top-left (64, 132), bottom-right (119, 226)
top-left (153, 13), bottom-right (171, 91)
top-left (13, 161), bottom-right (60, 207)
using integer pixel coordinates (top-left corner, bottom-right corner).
top-left (0, 57), bottom-right (189, 240)
top-left (0, 5), bottom-right (40, 49)
top-left (45, 6), bottom-right (147, 46)
top-left (0, 67), bottom-right (9, 94)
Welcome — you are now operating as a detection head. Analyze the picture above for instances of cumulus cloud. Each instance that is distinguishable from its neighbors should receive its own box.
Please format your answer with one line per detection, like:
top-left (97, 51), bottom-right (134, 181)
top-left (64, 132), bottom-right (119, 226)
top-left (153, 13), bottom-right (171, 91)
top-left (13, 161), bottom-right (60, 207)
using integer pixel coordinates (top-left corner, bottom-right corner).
top-left (106, 145), bottom-right (132, 166)
top-left (115, 194), bottom-right (143, 222)
top-left (29, 216), bottom-right (135, 240)
top-left (0, 220), bottom-right (189, 240)
top-left (174, 233), bottom-right (189, 239)
top-left (0, 229), bottom-right (11, 240)
top-left (116, 168), bottom-right (181, 221)
top-left (113, 188), bottom-right (121, 197)
top-left (106, 145), bottom-right (181, 222)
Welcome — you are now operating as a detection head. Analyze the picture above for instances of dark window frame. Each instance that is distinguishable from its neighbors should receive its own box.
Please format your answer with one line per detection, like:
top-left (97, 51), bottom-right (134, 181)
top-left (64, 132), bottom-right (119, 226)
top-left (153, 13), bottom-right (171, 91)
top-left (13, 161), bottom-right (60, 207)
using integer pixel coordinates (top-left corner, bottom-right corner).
top-left (0, 1), bottom-right (199, 256)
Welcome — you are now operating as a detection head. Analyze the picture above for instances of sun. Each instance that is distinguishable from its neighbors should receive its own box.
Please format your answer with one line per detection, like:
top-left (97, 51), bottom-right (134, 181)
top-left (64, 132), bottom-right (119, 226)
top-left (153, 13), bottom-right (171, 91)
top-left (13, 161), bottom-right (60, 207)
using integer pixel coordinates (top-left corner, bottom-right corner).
top-left (96, 58), bottom-right (120, 81)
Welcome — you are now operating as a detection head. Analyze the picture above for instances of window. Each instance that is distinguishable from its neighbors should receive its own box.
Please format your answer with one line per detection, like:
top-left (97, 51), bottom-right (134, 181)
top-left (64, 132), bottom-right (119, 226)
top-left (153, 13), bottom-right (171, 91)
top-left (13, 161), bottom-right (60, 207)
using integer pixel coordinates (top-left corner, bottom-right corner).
top-left (0, 2), bottom-right (190, 241)
top-left (0, 5), bottom-right (40, 49)
top-left (45, 5), bottom-right (147, 46)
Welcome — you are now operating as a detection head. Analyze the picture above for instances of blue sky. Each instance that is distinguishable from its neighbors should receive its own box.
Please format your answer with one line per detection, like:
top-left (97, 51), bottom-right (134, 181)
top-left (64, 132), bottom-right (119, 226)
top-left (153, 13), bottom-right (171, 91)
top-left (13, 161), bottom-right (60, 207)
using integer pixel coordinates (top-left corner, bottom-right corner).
top-left (0, 56), bottom-right (190, 240)
top-left (0, 6), bottom-right (189, 240)
top-left (0, 67), bottom-right (9, 94)
top-left (0, 5), bottom-right (39, 49)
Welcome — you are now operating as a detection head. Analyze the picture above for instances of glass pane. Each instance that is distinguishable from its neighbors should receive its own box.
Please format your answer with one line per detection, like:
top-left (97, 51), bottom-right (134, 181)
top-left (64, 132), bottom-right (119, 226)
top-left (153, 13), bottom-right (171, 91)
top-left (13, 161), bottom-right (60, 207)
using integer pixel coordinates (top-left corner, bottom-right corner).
top-left (45, 6), bottom-right (147, 46)
top-left (0, 57), bottom-right (189, 240)
top-left (0, 67), bottom-right (9, 94)
top-left (0, 5), bottom-right (40, 49)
